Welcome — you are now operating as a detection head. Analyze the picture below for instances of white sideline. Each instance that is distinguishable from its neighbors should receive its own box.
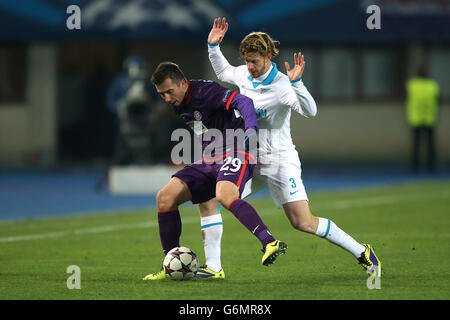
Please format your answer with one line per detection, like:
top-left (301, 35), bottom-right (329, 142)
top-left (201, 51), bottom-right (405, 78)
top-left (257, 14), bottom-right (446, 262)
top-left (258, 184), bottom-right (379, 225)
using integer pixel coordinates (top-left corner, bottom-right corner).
top-left (0, 217), bottom-right (198, 243)
top-left (1, 190), bottom-right (449, 243)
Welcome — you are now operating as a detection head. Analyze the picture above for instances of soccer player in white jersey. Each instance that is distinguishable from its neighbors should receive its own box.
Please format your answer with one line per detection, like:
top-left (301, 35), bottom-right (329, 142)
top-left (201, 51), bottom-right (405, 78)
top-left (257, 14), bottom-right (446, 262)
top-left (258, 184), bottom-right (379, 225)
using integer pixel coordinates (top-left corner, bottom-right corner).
top-left (194, 18), bottom-right (381, 279)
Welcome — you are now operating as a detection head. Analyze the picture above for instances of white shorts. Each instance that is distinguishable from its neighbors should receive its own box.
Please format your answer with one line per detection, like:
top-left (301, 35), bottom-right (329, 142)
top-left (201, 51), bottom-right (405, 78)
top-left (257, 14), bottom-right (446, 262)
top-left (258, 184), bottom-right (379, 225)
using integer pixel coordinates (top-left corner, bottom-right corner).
top-left (242, 149), bottom-right (308, 208)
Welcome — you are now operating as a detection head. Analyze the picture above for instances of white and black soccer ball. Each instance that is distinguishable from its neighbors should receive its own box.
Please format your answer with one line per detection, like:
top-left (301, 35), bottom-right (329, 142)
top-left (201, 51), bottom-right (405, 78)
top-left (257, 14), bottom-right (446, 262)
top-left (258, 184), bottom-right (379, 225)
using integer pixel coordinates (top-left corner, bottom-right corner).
top-left (163, 246), bottom-right (199, 280)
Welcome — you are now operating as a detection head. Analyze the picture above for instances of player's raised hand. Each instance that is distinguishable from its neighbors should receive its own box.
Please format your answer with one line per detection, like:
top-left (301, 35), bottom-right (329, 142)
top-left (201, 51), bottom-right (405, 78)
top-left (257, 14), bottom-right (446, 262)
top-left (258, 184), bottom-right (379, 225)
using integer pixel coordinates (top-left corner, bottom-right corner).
top-left (208, 17), bottom-right (229, 45)
top-left (284, 52), bottom-right (306, 82)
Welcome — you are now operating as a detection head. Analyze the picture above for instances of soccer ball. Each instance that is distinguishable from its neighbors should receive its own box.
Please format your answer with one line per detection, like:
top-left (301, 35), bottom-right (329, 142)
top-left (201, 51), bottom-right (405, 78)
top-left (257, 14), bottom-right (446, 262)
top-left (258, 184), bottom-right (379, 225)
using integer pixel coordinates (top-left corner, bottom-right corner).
top-left (163, 246), bottom-right (199, 280)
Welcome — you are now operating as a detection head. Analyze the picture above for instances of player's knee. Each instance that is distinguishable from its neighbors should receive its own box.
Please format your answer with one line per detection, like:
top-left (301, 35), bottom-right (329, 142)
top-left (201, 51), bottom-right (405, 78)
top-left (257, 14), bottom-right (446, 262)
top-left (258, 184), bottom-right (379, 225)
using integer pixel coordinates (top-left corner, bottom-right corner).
top-left (156, 190), bottom-right (176, 212)
top-left (215, 192), bottom-right (230, 208)
top-left (215, 190), bottom-right (238, 209)
top-left (215, 183), bottom-right (239, 208)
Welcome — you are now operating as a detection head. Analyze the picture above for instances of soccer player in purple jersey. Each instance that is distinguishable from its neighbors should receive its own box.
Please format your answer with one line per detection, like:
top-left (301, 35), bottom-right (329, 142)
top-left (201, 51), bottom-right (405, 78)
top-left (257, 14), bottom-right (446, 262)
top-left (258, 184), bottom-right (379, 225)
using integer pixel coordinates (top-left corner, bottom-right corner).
top-left (143, 62), bottom-right (287, 280)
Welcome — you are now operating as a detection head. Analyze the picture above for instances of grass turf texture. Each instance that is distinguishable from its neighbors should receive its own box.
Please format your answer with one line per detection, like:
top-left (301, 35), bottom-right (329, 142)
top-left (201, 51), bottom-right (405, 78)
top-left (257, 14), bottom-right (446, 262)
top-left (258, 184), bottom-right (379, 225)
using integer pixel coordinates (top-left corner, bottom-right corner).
top-left (1, 181), bottom-right (449, 300)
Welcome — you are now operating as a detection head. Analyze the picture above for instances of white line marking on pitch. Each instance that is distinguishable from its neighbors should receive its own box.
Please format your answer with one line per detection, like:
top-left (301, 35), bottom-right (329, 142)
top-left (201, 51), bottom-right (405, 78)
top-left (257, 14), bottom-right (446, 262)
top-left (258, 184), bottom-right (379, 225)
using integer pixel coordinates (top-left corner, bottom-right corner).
top-left (0, 217), bottom-right (197, 243)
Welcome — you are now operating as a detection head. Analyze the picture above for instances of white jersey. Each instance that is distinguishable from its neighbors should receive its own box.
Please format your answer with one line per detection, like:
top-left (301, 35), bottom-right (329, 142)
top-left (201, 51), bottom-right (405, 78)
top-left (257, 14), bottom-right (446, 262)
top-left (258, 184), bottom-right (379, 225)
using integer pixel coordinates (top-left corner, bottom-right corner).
top-left (208, 44), bottom-right (317, 156)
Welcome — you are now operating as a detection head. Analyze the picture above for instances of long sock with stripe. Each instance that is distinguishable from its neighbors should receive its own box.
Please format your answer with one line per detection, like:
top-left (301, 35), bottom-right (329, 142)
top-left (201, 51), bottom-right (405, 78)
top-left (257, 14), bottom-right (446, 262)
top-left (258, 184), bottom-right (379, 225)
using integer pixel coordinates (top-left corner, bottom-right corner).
top-left (158, 210), bottom-right (182, 255)
top-left (315, 217), bottom-right (365, 258)
top-left (228, 199), bottom-right (275, 247)
top-left (200, 213), bottom-right (223, 272)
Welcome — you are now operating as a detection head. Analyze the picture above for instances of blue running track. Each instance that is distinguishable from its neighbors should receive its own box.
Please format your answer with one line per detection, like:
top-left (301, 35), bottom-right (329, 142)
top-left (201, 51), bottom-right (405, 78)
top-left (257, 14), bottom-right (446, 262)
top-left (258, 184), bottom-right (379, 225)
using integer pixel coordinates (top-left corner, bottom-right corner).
top-left (0, 166), bottom-right (448, 221)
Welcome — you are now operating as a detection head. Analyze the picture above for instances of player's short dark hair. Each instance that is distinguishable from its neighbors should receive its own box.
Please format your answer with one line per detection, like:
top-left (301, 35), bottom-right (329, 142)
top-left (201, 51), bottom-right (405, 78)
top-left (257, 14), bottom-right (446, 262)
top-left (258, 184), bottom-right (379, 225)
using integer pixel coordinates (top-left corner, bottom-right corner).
top-left (151, 61), bottom-right (187, 85)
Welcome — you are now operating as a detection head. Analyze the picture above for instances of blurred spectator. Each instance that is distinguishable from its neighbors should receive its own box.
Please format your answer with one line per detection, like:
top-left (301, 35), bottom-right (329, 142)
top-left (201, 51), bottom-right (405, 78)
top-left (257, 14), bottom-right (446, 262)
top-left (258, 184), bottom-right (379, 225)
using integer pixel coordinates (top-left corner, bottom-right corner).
top-left (406, 66), bottom-right (440, 173)
top-left (106, 55), bottom-right (159, 165)
top-left (98, 55), bottom-right (182, 190)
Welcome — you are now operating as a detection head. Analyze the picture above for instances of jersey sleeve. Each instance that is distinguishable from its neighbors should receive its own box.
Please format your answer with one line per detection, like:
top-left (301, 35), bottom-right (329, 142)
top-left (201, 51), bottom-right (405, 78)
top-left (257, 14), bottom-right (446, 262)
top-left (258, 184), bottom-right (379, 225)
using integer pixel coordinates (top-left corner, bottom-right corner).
top-left (203, 81), bottom-right (258, 132)
top-left (279, 78), bottom-right (317, 118)
top-left (208, 44), bottom-right (240, 87)
top-left (225, 91), bottom-right (258, 131)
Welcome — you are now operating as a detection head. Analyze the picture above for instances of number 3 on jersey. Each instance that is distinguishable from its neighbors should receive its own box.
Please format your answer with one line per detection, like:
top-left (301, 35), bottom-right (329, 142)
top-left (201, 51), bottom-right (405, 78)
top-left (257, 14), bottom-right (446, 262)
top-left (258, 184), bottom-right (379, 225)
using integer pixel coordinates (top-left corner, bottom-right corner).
top-left (220, 157), bottom-right (242, 172)
top-left (289, 178), bottom-right (297, 188)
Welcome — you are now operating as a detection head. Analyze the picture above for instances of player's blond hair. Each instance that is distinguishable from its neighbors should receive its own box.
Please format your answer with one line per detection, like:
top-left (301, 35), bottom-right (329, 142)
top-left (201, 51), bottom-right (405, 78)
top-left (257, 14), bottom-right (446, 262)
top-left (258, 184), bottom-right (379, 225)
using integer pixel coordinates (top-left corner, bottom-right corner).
top-left (239, 32), bottom-right (280, 59)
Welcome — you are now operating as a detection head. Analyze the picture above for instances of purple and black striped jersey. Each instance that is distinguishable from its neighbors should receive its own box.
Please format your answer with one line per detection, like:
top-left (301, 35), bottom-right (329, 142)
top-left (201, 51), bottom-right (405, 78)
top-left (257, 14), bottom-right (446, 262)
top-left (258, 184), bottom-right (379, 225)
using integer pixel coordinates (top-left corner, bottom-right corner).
top-left (172, 80), bottom-right (258, 161)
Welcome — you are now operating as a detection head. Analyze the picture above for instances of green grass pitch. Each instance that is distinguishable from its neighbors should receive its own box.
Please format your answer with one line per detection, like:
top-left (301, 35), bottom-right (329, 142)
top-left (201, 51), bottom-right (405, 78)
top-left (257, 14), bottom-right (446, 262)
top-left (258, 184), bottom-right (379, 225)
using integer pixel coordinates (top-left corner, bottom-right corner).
top-left (1, 180), bottom-right (449, 300)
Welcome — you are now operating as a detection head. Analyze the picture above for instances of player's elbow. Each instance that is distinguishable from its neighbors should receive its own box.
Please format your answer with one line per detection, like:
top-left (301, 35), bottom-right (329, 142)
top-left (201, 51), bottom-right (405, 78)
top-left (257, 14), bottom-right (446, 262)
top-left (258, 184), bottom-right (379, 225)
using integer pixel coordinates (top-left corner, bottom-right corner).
top-left (216, 69), bottom-right (232, 83)
top-left (302, 109), bottom-right (317, 119)
top-left (304, 102), bottom-right (317, 118)
top-left (213, 64), bottom-right (234, 83)
top-left (216, 71), bottom-right (227, 83)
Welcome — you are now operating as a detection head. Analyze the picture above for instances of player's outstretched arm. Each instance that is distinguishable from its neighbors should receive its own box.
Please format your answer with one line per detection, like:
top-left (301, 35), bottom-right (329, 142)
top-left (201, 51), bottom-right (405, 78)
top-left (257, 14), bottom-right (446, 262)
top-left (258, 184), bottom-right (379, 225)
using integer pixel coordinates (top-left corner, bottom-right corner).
top-left (284, 52), bottom-right (306, 82)
top-left (282, 52), bottom-right (317, 118)
top-left (207, 17), bottom-right (238, 86)
top-left (208, 17), bottom-right (229, 45)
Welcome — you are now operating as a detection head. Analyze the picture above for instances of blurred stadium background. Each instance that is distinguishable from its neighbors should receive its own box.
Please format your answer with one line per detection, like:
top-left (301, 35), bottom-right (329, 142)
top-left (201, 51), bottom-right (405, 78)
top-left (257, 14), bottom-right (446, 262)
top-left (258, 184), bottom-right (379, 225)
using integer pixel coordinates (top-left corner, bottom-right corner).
top-left (0, 0), bottom-right (449, 220)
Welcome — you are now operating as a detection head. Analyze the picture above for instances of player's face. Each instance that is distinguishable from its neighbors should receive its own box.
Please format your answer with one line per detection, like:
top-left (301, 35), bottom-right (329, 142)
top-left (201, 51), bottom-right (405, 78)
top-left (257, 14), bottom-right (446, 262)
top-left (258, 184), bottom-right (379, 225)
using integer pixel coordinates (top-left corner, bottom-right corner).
top-left (155, 78), bottom-right (188, 107)
top-left (243, 52), bottom-right (272, 79)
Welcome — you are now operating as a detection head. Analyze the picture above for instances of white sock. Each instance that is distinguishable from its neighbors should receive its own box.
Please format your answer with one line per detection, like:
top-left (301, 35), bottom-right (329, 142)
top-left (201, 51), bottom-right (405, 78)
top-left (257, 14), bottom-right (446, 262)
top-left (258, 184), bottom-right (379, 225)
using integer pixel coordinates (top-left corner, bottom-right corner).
top-left (315, 217), bottom-right (365, 258)
top-left (200, 213), bottom-right (223, 272)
